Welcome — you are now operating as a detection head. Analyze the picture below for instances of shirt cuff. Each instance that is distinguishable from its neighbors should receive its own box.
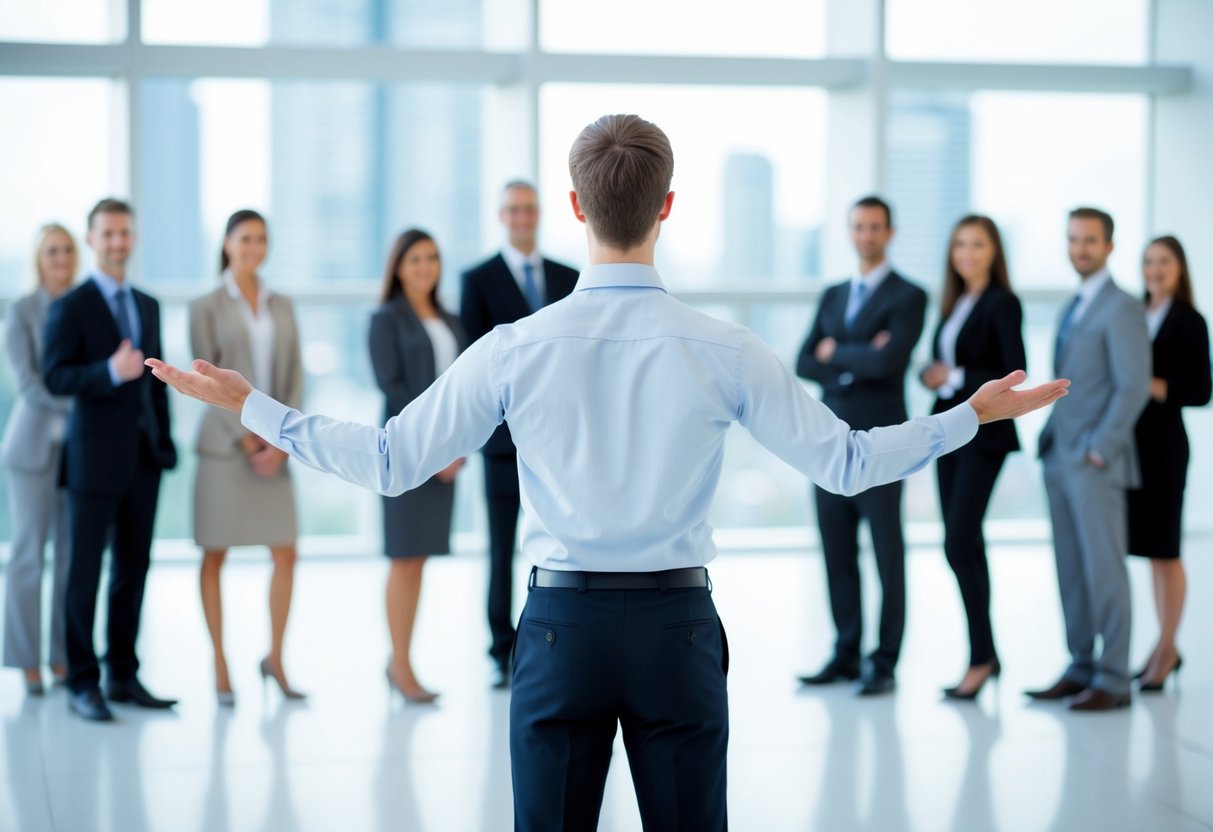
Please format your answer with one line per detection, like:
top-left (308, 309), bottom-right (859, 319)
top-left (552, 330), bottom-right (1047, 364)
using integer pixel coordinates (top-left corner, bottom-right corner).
top-left (934, 401), bottom-right (980, 455)
top-left (947, 366), bottom-right (965, 390)
top-left (107, 357), bottom-right (123, 387)
top-left (240, 389), bottom-right (291, 449)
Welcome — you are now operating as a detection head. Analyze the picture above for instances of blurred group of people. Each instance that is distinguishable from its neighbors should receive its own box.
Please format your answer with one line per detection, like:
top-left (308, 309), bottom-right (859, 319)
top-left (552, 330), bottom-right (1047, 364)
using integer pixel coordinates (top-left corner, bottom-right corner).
top-left (1, 187), bottom-right (1208, 720)
top-left (796, 198), bottom-right (1210, 710)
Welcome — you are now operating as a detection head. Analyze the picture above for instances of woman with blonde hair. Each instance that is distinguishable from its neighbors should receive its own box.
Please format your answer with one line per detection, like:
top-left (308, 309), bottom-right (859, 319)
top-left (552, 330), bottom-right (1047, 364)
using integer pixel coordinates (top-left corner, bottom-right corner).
top-left (2, 223), bottom-right (78, 693)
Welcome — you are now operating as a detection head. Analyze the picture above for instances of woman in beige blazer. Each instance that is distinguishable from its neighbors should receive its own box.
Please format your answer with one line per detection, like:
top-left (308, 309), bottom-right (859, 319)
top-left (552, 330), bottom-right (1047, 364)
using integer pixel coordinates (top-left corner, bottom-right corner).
top-left (190, 210), bottom-right (304, 705)
top-left (1, 224), bottom-right (77, 694)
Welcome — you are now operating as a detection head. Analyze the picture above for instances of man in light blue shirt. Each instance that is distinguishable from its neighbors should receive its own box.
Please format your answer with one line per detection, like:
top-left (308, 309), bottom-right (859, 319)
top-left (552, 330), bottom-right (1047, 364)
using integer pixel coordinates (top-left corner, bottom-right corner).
top-left (149, 114), bottom-right (1068, 831)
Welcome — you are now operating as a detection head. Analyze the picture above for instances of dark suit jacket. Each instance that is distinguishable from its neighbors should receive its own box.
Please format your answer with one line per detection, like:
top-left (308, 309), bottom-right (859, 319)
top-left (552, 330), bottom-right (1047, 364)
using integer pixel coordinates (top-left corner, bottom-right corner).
top-left (1135, 301), bottom-right (1212, 461)
top-left (42, 279), bottom-right (176, 495)
top-left (927, 285), bottom-right (1026, 456)
top-left (369, 296), bottom-right (469, 422)
top-left (797, 270), bottom-right (927, 430)
top-left (460, 253), bottom-right (578, 456)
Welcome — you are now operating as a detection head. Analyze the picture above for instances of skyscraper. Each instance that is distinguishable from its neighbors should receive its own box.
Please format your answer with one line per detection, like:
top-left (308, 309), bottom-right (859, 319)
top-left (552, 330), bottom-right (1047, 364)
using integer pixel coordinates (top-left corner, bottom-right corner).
top-left (722, 152), bottom-right (775, 281)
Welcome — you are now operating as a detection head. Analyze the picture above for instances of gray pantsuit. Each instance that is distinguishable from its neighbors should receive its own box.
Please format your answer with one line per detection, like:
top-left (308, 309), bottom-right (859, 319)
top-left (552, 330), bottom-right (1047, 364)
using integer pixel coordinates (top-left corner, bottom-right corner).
top-left (2, 290), bottom-right (73, 669)
top-left (1038, 277), bottom-right (1149, 697)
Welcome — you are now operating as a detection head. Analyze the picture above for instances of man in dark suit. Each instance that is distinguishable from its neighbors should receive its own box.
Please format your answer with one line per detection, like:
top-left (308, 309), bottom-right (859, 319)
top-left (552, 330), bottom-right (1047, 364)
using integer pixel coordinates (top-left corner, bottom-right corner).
top-left (43, 198), bottom-right (178, 721)
top-left (461, 181), bottom-right (579, 687)
top-left (795, 195), bottom-right (927, 696)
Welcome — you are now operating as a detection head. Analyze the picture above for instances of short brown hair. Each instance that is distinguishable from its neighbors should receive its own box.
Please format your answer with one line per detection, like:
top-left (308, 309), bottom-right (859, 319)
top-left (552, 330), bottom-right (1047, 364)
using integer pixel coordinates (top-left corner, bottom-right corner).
top-left (87, 197), bottom-right (134, 230)
top-left (568, 114), bottom-right (673, 250)
top-left (1069, 206), bottom-right (1113, 242)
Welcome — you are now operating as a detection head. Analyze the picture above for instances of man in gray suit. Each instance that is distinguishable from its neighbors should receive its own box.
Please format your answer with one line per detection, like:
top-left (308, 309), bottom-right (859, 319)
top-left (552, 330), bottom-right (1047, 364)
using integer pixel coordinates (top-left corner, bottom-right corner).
top-left (1028, 207), bottom-right (1150, 711)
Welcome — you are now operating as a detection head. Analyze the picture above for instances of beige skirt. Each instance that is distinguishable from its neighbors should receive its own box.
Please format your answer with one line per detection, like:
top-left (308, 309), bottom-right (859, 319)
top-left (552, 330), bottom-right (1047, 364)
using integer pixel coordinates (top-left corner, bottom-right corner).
top-left (193, 454), bottom-right (298, 549)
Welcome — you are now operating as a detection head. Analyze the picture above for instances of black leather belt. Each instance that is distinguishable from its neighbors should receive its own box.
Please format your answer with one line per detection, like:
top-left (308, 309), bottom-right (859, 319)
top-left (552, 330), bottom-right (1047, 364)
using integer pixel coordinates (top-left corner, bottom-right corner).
top-left (532, 566), bottom-right (709, 590)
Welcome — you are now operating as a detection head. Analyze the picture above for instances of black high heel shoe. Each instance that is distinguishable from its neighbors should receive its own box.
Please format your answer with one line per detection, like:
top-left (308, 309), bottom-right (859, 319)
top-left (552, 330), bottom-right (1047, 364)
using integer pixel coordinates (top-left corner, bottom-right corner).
top-left (1139, 656), bottom-right (1183, 693)
top-left (944, 658), bottom-right (1002, 701)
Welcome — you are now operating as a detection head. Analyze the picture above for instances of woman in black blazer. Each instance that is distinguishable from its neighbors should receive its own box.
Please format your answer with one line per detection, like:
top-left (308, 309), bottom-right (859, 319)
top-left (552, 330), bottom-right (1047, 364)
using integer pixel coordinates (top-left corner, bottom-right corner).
top-left (369, 229), bottom-right (468, 704)
top-left (921, 215), bottom-right (1026, 700)
top-left (1128, 235), bottom-right (1211, 692)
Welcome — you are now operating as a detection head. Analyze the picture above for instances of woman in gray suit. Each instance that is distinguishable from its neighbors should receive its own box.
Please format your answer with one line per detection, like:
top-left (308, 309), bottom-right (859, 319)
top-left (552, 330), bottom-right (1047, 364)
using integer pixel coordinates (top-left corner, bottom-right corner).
top-left (2, 224), bottom-right (77, 694)
top-left (190, 209), bottom-right (305, 705)
top-left (370, 229), bottom-right (467, 703)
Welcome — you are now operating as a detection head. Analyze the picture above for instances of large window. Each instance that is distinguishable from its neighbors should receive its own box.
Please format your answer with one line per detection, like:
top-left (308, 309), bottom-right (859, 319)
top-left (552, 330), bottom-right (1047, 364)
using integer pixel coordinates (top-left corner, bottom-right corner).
top-left (1, 0), bottom-right (1202, 551)
top-left (142, 0), bottom-right (487, 49)
top-left (885, 0), bottom-right (1149, 64)
top-left (540, 85), bottom-right (827, 289)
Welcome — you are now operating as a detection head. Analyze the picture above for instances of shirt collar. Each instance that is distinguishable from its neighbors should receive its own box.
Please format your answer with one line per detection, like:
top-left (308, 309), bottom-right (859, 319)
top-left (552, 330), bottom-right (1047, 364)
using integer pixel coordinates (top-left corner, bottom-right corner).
top-left (573, 263), bottom-right (666, 293)
top-left (89, 269), bottom-right (126, 300)
top-left (1076, 268), bottom-right (1111, 303)
top-left (502, 243), bottom-right (542, 273)
top-left (223, 269), bottom-right (269, 306)
top-left (853, 260), bottom-right (892, 291)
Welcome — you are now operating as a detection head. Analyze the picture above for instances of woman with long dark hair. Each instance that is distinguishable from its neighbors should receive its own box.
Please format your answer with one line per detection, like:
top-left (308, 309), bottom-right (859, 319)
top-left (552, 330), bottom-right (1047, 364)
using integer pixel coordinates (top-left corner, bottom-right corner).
top-left (190, 209), bottom-right (306, 704)
top-left (1128, 235), bottom-right (1211, 692)
top-left (369, 229), bottom-right (467, 703)
top-left (921, 215), bottom-right (1026, 700)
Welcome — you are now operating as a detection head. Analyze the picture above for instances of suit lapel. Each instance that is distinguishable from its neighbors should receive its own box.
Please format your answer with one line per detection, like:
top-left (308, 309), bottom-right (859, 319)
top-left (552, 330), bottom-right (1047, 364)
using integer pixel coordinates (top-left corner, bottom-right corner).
top-left (80, 279), bottom-right (123, 345)
top-left (1058, 279), bottom-right (1114, 370)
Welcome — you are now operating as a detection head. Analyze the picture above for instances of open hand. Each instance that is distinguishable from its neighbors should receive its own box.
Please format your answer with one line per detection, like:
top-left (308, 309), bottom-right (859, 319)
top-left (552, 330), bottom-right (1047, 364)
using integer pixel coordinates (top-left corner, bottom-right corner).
top-left (145, 358), bottom-right (254, 414)
top-left (111, 339), bottom-right (146, 382)
top-left (966, 370), bottom-right (1070, 425)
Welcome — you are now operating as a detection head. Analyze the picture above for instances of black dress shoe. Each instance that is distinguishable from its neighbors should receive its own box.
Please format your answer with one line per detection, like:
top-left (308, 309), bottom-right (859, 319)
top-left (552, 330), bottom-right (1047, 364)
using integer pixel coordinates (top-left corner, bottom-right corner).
top-left (106, 679), bottom-right (178, 709)
top-left (1025, 677), bottom-right (1086, 701)
top-left (69, 688), bottom-right (114, 722)
top-left (797, 662), bottom-right (861, 686)
top-left (857, 672), bottom-right (896, 696)
top-left (1068, 688), bottom-right (1131, 711)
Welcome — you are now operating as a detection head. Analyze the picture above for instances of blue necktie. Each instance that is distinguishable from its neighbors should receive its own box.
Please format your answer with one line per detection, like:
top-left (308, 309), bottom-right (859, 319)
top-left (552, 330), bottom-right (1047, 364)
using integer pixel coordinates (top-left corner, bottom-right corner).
top-left (1054, 294), bottom-right (1081, 371)
top-left (113, 287), bottom-right (135, 345)
top-left (844, 281), bottom-right (868, 329)
top-left (523, 263), bottom-right (542, 313)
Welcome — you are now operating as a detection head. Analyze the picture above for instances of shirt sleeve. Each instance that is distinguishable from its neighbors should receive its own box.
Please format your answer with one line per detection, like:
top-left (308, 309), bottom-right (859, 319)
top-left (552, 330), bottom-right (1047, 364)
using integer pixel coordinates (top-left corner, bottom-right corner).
top-left (736, 331), bottom-right (977, 496)
top-left (241, 331), bottom-right (503, 496)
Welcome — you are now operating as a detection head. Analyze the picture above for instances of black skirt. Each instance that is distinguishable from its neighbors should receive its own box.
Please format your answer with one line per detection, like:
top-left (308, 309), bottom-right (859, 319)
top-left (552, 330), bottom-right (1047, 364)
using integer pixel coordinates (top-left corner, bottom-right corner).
top-left (1127, 406), bottom-right (1189, 560)
top-left (382, 476), bottom-right (455, 558)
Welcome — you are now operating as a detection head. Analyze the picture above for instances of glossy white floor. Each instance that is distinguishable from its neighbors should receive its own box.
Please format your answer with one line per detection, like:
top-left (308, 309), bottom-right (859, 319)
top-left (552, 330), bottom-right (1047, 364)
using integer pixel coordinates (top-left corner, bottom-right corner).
top-left (1, 541), bottom-right (1211, 832)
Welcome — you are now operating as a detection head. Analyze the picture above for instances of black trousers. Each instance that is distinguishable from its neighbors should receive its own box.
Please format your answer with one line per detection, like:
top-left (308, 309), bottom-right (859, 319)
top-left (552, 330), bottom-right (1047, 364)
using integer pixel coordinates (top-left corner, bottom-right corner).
top-left (815, 481), bottom-right (905, 674)
top-left (65, 452), bottom-right (162, 693)
top-left (510, 576), bottom-right (729, 832)
top-left (484, 453), bottom-right (521, 667)
top-left (936, 446), bottom-right (1007, 667)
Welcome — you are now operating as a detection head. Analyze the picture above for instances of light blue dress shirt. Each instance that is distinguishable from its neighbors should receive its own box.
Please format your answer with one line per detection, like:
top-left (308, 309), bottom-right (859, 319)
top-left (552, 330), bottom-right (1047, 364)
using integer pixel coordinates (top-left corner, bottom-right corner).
top-left (242, 263), bottom-right (978, 572)
top-left (90, 271), bottom-right (142, 387)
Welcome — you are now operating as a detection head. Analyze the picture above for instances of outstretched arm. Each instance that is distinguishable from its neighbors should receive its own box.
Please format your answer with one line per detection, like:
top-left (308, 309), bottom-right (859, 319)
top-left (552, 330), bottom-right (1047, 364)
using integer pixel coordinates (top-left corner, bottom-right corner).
top-left (738, 332), bottom-right (1068, 497)
top-left (147, 333), bottom-right (503, 497)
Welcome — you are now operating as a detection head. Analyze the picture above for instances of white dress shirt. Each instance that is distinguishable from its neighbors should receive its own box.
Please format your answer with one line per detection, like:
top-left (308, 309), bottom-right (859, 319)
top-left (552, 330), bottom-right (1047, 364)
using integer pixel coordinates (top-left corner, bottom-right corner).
top-left (224, 271), bottom-right (275, 394)
top-left (1146, 298), bottom-right (1172, 341)
top-left (502, 243), bottom-right (546, 301)
top-left (421, 317), bottom-right (458, 375)
top-left (242, 263), bottom-right (978, 572)
top-left (936, 292), bottom-right (980, 400)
